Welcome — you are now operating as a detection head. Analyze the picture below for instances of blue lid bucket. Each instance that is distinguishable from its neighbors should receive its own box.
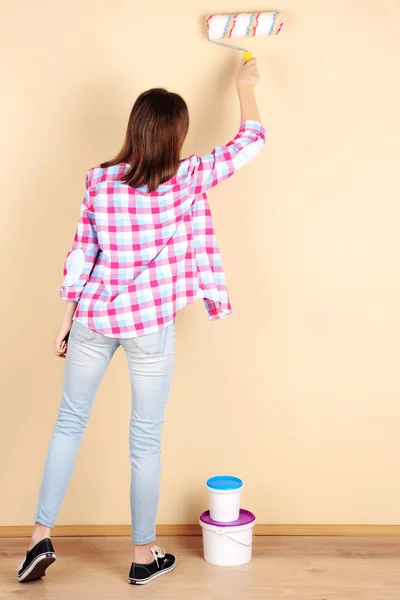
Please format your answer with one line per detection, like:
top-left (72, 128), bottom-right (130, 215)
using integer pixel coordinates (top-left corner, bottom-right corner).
top-left (206, 476), bottom-right (243, 523)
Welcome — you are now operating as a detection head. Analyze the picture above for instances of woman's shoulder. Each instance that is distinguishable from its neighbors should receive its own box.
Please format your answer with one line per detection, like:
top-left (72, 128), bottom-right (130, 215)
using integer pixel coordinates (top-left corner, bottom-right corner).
top-left (177, 155), bottom-right (198, 178)
top-left (85, 163), bottom-right (129, 190)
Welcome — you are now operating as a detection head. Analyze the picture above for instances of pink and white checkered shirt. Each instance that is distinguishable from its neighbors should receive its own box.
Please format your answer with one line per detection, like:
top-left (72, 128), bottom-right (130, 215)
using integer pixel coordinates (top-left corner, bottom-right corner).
top-left (60, 120), bottom-right (266, 338)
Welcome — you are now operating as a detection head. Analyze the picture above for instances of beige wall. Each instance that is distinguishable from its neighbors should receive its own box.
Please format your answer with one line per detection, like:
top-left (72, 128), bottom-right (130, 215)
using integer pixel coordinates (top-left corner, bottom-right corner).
top-left (1, 0), bottom-right (400, 527)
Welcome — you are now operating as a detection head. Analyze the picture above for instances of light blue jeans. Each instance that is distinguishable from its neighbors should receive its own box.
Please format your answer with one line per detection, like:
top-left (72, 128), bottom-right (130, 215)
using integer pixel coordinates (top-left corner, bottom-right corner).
top-left (34, 320), bottom-right (175, 544)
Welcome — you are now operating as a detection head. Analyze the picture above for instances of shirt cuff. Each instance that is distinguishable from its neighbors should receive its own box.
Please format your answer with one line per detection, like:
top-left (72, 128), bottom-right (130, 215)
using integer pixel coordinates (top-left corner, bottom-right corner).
top-left (60, 286), bottom-right (83, 302)
top-left (239, 120), bottom-right (266, 140)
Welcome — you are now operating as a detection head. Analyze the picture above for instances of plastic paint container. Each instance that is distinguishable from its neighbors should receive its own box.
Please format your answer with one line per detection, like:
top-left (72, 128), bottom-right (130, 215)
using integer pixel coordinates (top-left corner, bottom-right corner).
top-left (199, 509), bottom-right (256, 566)
top-left (206, 476), bottom-right (243, 523)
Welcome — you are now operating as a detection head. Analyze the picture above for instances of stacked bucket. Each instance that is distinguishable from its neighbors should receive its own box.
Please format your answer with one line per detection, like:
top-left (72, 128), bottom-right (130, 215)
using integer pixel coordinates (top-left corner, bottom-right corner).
top-left (199, 476), bottom-right (256, 566)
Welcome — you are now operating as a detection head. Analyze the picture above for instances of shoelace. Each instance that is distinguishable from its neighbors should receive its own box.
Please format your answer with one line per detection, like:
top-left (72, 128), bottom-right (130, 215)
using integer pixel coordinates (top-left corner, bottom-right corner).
top-left (151, 546), bottom-right (166, 568)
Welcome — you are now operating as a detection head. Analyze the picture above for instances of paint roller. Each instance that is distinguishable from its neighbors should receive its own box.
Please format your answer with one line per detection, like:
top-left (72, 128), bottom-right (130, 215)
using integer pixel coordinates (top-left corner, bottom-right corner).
top-left (206, 11), bottom-right (283, 63)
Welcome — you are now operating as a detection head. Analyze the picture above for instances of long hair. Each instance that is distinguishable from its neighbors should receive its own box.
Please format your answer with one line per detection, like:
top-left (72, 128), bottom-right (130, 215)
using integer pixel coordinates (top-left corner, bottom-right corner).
top-left (101, 88), bottom-right (189, 192)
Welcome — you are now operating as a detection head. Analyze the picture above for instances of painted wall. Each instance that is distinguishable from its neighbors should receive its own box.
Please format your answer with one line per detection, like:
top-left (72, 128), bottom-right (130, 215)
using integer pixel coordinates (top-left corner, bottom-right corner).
top-left (2, 0), bottom-right (400, 526)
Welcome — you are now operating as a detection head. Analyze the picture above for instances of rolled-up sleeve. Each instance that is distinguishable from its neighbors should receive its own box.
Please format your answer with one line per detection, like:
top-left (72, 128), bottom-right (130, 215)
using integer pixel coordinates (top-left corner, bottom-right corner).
top-left (189, 120), bottom-right (266, 195)
top-left (60, 185), bottom-right (99, 302)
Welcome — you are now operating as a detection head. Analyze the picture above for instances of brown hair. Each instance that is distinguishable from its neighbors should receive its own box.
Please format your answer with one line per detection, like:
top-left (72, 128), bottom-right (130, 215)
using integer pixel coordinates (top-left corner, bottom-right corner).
top-left (101, 88), bottom-right (189, 192)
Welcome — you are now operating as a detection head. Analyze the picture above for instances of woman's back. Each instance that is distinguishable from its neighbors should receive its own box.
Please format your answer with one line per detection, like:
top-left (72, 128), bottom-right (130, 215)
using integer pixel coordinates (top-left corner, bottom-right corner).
top-left (75, 159), bottom-right (216, 338)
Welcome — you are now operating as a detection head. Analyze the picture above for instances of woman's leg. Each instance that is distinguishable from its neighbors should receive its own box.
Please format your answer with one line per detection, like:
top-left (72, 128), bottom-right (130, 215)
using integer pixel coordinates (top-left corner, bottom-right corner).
top-left (120, 324), bottom-right (175, 563)
top-left (32, 322), bottom-right (118, 544)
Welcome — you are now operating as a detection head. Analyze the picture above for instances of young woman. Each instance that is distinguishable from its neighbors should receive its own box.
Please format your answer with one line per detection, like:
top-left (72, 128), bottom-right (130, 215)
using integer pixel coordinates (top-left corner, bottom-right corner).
top-left (18, 58), bottom-right (265, 585)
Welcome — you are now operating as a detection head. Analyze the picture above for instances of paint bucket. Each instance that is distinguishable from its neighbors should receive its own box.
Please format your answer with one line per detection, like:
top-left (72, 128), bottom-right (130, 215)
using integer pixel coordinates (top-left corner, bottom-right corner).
top-left (206, 476), bottom-right (243, 522)
top-left (199, 509), bottom-right (256, 566)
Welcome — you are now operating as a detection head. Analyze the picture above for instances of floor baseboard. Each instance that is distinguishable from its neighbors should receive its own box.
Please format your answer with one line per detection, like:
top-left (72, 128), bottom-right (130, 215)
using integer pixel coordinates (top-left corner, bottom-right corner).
top-left (1, 524), bottom-right (400, 538)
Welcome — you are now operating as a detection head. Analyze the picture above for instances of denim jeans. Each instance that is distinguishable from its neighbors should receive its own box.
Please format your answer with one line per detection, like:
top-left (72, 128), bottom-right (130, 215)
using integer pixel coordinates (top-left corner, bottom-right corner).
top-left (34, 320), bottom-right (175, 544)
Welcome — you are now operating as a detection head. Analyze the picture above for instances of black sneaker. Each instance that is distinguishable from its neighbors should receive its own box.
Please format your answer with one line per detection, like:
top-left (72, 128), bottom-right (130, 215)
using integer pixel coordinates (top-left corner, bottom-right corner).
top-left (129, 546), bottom-right (177, 585)
top-left (18, 538), bottom-right (56, 583)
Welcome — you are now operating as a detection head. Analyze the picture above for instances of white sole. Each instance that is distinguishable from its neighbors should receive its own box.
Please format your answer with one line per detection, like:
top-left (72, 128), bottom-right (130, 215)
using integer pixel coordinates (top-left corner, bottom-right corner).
top-left (128, 560), bottom-right (177, 585)
top-left (18, 553), bottom-right (56, 582)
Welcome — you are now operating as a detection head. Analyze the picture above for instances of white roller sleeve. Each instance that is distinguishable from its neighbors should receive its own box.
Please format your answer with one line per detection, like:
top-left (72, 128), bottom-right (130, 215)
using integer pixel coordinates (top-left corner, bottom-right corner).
top-left (207, 12), bottom-right (279, 40)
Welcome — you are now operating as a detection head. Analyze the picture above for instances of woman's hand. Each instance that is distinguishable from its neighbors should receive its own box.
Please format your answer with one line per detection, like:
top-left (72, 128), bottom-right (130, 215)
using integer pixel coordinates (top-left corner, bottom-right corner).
top-left (236, 57), bottom-right (260, 90)
top-left (54, 301), bottom-right (77, 358)
top-left (236, 57), bottom-right (261, 122)
top-left (54, 318), bottom-right (72, 359)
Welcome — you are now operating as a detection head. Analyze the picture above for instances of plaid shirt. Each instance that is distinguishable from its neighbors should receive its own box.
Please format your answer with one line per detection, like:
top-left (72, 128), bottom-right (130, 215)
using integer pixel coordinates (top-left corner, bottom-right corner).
top-left (60, 120), bottom-right (266, 338)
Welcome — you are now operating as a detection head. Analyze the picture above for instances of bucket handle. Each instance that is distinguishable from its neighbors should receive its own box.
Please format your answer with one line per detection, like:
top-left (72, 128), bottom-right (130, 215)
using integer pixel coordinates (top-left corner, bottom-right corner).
top-left (215, 527), bottom-right (255, 548)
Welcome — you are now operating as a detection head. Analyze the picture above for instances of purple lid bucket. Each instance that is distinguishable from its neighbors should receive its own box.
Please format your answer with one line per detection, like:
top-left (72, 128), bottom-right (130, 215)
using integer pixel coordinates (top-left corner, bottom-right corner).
top-left (199, 509), bottom-right (256, 566)
top-left (200, 509), bottom-right (256, 528)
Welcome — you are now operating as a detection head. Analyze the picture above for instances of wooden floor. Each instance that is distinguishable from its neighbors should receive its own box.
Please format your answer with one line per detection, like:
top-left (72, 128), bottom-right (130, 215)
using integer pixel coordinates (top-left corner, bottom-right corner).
top-left (1, 536), bottom-right (399, 600)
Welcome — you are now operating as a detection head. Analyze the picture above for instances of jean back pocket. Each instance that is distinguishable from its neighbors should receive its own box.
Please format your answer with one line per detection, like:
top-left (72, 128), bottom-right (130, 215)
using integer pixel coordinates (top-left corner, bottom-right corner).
top-left (70, 321), bottom-right (97, 344)
top-left (132, 327), bottom-right (168, 356)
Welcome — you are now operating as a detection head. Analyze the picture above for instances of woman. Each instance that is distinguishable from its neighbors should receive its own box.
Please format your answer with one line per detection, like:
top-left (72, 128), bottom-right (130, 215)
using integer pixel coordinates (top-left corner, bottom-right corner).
top-left (18, 58), bottom-right (265, 585)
